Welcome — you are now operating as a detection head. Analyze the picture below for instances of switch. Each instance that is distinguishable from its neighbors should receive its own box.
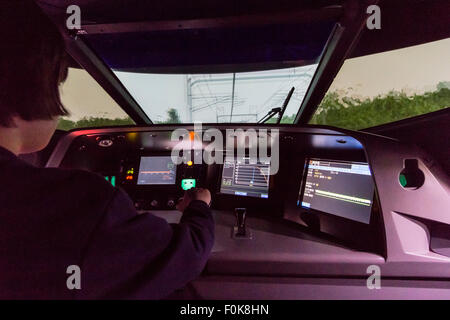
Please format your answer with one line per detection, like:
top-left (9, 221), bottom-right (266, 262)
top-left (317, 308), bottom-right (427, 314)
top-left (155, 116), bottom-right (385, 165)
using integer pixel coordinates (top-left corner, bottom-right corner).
top-left (134, 200), bottom-right (146, 210)
top-left (167, 199), bottom-right (175, 208)
top-left (150, 200), bottom-right (159, 207)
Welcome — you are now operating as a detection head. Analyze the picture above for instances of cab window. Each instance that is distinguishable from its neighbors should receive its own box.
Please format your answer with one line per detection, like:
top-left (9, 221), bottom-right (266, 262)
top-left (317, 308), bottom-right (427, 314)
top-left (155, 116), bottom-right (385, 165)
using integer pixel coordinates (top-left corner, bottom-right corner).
top-left (310, 38), bottom-right (450, 130)
top-left (58, 67), bottom-right (134, 130)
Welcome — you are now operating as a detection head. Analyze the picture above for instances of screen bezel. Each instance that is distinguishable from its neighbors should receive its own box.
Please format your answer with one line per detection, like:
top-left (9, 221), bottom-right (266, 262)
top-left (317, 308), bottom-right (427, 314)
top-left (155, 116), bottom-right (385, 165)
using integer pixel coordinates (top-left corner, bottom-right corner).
top-left (218, 157), bottom-right (271, 199)
top-left (137, 155), bottom-right (178, 186)
top-left (298, 158), bottom-right (375, 225)
top-left (289, 157), bottom-right (385, 254)
top-left (120, 152), bottom-right (183, 191)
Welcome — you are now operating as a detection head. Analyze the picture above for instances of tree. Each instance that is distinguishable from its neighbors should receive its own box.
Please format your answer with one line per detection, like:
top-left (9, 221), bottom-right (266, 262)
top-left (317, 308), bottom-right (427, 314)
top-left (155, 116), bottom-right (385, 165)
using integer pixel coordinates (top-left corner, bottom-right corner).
top-left (167, 108), bottom-right (181, 123)
top-left (157, 108), bottom-right (181, 124)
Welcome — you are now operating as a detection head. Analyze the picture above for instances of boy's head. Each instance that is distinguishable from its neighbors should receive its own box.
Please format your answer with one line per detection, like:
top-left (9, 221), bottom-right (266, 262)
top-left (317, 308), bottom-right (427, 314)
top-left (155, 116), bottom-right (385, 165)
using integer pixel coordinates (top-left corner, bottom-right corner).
top-left (0, 0), bottom-right (69, 153)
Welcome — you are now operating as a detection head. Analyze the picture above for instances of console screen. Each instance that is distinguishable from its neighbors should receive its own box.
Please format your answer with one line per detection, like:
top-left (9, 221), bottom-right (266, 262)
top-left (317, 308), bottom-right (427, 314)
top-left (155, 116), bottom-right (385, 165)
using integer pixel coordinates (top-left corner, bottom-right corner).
top-left (137, 156), bottom-right (176, 185)
top-left (299, 159), bottom-right (374, 224)
top-left (220, 157), bottom-right (270, 198)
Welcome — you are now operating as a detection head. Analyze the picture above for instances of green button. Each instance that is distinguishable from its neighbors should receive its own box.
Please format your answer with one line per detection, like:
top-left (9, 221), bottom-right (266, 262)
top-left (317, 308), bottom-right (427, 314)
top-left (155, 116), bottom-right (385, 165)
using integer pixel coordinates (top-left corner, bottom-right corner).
top-left (181, 179), bottom-right (196, 190)
top-left (399, 174), bottom-right (407, 187)
top-left (104, 176), bottom-right (116, 187)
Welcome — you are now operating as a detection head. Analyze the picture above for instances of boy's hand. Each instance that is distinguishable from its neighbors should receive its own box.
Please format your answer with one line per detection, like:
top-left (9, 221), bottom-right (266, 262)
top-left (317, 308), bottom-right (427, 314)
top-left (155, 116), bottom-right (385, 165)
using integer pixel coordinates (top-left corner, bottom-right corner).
top-left (176, 188), bottom-right (211, 212)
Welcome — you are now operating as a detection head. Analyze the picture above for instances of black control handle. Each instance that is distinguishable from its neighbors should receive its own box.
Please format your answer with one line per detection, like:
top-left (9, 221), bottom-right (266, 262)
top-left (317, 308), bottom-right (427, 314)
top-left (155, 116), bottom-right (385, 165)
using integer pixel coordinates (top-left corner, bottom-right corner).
top-left (235, 208), bottom-right (247, 236)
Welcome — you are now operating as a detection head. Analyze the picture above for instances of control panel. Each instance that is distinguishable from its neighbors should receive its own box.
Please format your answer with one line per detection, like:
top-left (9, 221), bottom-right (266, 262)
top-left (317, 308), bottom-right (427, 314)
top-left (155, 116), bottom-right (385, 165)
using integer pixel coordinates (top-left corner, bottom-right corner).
top-left (119, 154), bottom-right (206, 210)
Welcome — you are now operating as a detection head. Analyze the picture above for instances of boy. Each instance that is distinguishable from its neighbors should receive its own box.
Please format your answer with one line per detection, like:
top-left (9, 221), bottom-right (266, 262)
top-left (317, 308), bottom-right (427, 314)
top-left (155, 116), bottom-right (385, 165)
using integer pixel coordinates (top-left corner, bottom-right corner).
top-left (0, 0), bottom-right (214, 299)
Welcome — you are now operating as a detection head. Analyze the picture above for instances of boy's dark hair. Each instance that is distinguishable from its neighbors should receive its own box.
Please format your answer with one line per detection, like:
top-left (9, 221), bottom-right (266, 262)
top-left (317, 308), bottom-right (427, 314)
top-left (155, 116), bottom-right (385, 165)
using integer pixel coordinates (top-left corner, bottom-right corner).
top-left (0, 0), bottom-right (69, 127)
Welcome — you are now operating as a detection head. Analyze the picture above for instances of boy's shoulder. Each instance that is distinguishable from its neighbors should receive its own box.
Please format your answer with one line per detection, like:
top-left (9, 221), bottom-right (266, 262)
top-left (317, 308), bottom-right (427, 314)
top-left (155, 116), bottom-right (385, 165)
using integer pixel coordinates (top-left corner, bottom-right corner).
top-left (7, 157), bottom-right (119, 208)
top-left (40, 166), bottom-right (117, 200)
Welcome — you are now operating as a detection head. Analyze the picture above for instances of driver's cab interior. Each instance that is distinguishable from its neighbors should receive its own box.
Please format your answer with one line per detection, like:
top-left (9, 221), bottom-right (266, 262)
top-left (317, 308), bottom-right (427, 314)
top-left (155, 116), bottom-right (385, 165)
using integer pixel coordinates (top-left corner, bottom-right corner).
top-left (5, 0), bottom-right (450, 299)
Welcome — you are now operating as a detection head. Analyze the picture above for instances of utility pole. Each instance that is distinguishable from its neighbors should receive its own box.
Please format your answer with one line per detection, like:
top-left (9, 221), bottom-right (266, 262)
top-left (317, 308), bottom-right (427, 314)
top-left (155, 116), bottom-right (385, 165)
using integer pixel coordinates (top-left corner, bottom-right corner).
top-left (186, 76), bottom-right (193, 122)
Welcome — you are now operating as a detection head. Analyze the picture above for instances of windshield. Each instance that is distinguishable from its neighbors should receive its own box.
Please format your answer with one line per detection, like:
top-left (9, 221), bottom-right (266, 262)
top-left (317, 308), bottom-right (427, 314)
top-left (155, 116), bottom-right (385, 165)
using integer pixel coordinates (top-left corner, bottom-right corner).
top-left (84, 21), bottom-right (335, 124)
top-left (113, 64), bottom-right (317, 124)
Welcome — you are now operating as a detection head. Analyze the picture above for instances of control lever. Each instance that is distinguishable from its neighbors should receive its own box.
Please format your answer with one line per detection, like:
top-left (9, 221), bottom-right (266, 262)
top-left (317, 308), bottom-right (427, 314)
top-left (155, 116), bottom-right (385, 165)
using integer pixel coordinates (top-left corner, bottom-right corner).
top-left (232, 208), bottom-right (252, 239)
top-left (236, 208), bottom-right (246, 236)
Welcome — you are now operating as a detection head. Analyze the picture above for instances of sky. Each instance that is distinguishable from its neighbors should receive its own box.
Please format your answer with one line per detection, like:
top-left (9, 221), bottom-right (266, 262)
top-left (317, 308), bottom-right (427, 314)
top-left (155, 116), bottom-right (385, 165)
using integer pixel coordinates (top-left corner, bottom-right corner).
top-left (60, 37), bottom-right (450, 122)
top-left (114, 65), bottom-right (318, 123)
top-left (328, 37), bottom-right (450, 98)
top-left (60, 68), bottom-right (128, 121)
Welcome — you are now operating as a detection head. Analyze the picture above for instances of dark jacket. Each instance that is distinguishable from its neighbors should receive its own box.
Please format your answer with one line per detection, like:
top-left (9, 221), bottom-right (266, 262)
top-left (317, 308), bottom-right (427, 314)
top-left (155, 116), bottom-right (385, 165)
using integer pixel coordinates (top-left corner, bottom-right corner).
top-left (0, 146), bottom-right (214, 299)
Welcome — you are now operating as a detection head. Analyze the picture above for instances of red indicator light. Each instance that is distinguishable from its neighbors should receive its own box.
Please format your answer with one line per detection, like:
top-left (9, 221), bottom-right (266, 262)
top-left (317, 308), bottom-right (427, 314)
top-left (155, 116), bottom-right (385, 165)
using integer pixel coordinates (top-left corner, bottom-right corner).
top-left (126, 175), bottom-right (133, 180)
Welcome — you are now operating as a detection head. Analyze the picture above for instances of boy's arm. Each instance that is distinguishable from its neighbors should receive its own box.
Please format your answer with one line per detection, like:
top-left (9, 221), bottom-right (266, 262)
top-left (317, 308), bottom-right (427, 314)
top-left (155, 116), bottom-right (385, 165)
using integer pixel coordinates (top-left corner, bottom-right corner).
top-left (77, 188), bottom-right (214, 299)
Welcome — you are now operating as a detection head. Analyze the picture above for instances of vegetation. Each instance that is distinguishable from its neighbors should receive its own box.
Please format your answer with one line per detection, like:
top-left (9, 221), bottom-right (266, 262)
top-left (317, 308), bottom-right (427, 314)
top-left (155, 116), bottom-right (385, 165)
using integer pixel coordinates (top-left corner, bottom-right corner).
top-left (266, 113), bottom-right (297, 124)
top-left (156, 108), bottom-right (181, 124)
top-left (57, 86), bottom-right (450, 131)
top-left (57, 117), bottom-right (135, 131)
top-left (57, 108), bottom-right (182, 130)
top-left (309, 86), bottom-right (450, 130)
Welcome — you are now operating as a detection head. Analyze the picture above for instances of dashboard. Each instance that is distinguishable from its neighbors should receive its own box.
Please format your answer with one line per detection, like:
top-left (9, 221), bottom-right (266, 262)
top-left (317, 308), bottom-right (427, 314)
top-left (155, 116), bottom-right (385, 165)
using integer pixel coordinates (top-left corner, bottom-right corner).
top-left (45, 124), bottom-right (450, 290)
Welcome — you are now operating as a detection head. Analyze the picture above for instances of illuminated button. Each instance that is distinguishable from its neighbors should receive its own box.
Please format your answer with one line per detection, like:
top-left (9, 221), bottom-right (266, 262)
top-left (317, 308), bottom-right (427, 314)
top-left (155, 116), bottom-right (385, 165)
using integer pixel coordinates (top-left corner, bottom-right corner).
top-left (126, 175), bottom-right (133, 180)
top-left (181, 179), bottom-right (196, 190)
top-left (104, 176), bottom-right (117, 187)
top-left (187, 160), bottom-right (193, 167)
top-left (127, 132), bottom-right (138, 142)
top-left (399, 174), bottom-right (407, 187)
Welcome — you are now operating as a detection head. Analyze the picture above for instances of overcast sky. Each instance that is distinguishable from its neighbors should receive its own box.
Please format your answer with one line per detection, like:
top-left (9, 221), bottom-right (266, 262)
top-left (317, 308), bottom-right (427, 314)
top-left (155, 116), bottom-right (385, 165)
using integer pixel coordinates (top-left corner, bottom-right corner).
top-left (114, 65), bottom-right (317, 123)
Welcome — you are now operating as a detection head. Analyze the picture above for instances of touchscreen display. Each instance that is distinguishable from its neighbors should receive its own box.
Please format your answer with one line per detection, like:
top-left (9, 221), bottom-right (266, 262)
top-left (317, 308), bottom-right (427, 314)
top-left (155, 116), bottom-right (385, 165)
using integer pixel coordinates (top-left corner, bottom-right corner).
top-left (137, 156), bottom-right (176, 185)
top-left (299, 159), bottom-right (374, 224)
top-left (220, 157), bottom-right (270, 198)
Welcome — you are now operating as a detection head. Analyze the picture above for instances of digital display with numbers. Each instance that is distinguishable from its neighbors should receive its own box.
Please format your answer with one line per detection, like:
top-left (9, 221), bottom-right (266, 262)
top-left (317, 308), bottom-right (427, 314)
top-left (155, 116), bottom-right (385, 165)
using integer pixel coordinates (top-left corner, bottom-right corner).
top-left (220, 157), bottom-right (270, 198)
top-left (299, 159), bottom-right (374, 224)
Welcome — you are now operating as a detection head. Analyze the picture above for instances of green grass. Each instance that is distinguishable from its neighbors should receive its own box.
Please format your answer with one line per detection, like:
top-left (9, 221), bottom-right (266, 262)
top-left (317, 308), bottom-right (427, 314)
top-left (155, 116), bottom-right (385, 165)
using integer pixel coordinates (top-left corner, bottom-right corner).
top-left (308, 87), bottom-right (450, 130)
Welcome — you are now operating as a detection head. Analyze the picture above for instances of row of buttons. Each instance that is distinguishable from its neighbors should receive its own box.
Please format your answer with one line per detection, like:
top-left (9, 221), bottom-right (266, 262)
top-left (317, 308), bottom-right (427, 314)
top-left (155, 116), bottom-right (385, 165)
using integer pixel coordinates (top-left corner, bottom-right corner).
top-left (134, 198), bottom-right (177, 210)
